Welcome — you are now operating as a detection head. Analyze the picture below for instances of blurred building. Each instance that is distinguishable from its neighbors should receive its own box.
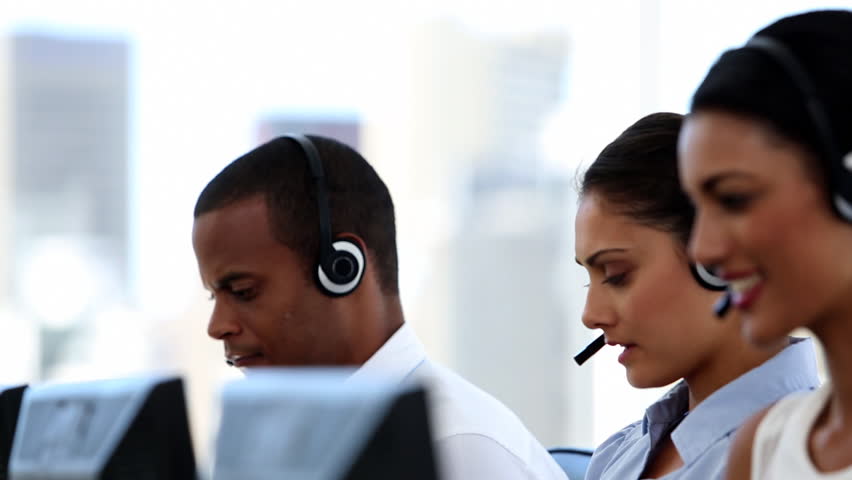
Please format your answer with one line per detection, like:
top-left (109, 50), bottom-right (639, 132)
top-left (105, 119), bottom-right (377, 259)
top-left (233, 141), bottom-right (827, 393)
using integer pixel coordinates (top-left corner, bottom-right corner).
top-left (396, 20), bottom-right (581, 446)
top-left (0, 33), bottom-right (130, 378)
top-left (257, 113), bottom-right (360, 149)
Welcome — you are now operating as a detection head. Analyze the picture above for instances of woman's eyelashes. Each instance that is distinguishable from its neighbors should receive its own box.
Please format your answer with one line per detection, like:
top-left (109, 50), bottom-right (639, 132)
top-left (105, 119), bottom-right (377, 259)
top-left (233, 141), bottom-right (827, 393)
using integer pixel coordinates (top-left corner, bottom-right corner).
top-left (710, 180), bottom-right (763, 213)
top-left (717, 191), bottom-right (754, 212)
top-left (603, 272), bottom-right (629, 286)
top-left (601, 263), bottom-right (630, 287)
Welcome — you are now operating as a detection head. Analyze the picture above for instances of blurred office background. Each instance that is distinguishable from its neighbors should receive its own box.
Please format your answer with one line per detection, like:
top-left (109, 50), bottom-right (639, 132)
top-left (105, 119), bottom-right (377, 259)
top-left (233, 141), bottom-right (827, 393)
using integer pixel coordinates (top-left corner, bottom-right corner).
top-left (0, 0), bottom-right (845, 466)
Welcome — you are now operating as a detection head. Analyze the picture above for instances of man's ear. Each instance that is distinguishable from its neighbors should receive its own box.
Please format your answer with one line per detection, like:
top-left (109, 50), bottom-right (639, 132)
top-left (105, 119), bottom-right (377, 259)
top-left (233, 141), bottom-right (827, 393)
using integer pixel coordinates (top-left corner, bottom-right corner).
top-left (335, 233), bottom-right (367, 256)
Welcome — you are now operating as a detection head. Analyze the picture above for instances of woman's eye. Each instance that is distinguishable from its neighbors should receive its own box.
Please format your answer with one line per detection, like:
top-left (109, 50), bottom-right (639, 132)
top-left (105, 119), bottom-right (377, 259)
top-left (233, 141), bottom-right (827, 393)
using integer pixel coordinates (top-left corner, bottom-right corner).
top-left (718, 192), bottom-right (753, 212)
top-left (602, 272), bottom-right (628, 286)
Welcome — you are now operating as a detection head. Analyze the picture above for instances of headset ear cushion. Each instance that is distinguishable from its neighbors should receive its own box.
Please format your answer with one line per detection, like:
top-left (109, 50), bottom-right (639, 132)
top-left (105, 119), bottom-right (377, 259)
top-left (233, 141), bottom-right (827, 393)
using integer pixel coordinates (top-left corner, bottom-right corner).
top-left (833, 191), bottom-right (852, 222)
top-left (690, 263), bottom-right (727, 291)
top-left (316, 239), bottom-right (366, 296)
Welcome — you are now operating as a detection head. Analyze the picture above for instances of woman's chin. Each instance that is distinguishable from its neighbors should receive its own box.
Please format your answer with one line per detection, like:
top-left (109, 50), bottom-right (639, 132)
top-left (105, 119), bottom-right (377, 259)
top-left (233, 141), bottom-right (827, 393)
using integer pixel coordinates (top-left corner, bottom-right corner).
top-left (741, 313), bottom-right (793, 348)
top-left (625, 368), bottom-right (679, 389)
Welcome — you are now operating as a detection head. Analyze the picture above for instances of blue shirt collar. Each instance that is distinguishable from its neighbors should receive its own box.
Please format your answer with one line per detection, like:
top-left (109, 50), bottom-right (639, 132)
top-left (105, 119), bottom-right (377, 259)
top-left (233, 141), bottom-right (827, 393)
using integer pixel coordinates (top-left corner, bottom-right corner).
top-left (642, 337), bottom-right (820, 466)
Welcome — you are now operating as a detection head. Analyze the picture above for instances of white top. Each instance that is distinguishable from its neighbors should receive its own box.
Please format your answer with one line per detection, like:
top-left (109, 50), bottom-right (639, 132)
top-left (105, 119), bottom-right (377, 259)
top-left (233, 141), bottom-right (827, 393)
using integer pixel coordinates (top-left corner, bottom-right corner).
top-left (753, 383), bottom-right (852, 479)
top-left (348, 323), bottom-right (568, 480)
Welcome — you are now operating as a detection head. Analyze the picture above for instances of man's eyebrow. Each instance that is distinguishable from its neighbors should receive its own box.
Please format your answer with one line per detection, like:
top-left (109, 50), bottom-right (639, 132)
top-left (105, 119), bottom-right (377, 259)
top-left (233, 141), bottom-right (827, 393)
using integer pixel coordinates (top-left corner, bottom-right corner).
top-left (575, 248), bottom-right (628, 268)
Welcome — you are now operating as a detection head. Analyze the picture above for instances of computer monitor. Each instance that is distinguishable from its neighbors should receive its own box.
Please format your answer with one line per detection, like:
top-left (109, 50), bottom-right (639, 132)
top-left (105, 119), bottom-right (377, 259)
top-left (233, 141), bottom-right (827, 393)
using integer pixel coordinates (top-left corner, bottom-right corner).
top-left (213, 369), bottom-right (438, 480)
top-left (9, 375), bottom-right (196, 480)
top-left (0, 385), bottom-right (26, 480)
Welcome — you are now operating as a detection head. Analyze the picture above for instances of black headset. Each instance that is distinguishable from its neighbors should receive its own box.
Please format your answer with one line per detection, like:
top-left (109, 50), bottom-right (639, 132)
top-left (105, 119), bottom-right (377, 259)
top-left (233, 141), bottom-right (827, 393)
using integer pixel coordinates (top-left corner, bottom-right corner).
top-left (690, 263), bottom-right (727, 291)
top-left (282, 134), bottom-right (366, 297)
top-left (740, 35), bottom-right (852, 222)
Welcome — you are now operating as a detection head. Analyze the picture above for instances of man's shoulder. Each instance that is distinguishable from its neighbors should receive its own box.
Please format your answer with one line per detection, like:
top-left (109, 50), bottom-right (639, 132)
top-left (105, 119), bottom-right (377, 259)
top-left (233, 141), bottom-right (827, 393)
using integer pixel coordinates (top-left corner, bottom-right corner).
top-left (412, 359), bottom-right (526, 437)
top-left (435, 433), bottom-right (537, 480)
top-left (409, 359), bottom-right (565, 477)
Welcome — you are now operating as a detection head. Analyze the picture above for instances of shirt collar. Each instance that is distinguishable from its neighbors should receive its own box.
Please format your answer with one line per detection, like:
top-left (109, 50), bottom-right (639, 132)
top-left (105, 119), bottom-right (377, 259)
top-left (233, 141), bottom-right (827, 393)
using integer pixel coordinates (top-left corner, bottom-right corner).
top-left (640, 337), bottom-right (819, 465)
top-left (642, 381), bottom-right (690, 438)
top-left (346, 323), bottom-right (427, 385)
top-left (671, 337), bottom-right (820, 465)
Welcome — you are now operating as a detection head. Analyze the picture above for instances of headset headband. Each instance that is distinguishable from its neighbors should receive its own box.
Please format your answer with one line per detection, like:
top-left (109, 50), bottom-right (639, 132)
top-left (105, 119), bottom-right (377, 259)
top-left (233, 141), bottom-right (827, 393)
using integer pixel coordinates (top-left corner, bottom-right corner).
top-left (282, 134), bottom-right (335, 266)
top-left (742, 36), bottom-right (852, 220)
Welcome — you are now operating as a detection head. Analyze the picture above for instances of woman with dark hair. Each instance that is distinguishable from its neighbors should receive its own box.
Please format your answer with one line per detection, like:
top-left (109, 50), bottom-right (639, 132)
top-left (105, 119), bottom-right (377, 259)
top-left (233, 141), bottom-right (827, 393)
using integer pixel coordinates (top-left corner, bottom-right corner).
top-left (678, 9), bottom-right (852, 480)
top-left (575, 112), bottom-right (819, 479)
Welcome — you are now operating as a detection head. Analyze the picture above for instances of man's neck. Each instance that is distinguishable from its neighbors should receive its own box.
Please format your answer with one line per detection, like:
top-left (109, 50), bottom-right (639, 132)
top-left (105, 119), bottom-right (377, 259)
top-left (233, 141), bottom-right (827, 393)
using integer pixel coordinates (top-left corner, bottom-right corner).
top-left (351, 296), bottom-right (405, 365)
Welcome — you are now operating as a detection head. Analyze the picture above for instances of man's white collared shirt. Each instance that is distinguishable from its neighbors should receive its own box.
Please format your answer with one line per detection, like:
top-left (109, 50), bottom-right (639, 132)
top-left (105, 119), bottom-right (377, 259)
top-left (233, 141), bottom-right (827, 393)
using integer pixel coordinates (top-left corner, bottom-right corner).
top-left (348, 323), bottom-right (568, 480)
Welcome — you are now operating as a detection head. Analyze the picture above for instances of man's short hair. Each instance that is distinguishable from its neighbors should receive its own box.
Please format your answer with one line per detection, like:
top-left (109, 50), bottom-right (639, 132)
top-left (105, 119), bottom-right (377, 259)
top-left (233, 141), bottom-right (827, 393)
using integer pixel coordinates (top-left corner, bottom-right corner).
top-left (194, 135), bottom-right (399, 295)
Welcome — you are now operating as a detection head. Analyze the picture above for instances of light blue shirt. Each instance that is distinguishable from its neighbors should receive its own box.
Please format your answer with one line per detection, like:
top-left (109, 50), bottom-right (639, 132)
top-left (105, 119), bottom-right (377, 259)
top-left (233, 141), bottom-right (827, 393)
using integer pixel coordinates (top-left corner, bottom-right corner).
top-left (585, 337), bottom-right (820, 480)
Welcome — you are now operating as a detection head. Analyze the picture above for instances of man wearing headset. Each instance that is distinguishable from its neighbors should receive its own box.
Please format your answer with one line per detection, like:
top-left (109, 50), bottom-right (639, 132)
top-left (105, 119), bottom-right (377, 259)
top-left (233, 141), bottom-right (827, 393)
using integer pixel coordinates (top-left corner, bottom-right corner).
top-left (191, 134), bottom-right (568, 480)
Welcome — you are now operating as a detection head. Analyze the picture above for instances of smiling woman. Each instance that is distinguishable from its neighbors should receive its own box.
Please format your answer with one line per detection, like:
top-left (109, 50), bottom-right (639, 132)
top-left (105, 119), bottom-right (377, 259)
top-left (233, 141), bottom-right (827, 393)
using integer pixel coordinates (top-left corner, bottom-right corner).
top-left (678, 10), bottom-right (852, 480)
top-left (573, 112), bottom-right (819, 479)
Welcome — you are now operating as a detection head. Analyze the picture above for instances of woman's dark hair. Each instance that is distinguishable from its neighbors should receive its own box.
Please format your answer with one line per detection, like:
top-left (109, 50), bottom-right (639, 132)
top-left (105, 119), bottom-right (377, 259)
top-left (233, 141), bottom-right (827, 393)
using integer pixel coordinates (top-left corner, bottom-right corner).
top-left (580, 112), bottom-right (693, 245)
top-left (690, 10), bottom-right (852, 169)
